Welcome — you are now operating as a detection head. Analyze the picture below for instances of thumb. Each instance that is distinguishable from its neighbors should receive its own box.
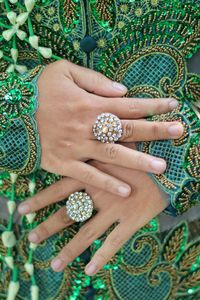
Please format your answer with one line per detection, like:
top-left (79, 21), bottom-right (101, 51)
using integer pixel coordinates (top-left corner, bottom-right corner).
top-left (68, 61), bottom-right (127, 97)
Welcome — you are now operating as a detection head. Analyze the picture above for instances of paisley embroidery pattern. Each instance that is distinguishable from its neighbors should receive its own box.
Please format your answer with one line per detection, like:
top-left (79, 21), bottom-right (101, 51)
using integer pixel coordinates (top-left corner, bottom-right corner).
top-left (0, 0), bottom-right (199, 299)
top-left (96, 7), bottom-right (200, 216)
top-left (92, 221), bottom-right (200, 300)
top-left (0, 67), bottom-right (43, 174)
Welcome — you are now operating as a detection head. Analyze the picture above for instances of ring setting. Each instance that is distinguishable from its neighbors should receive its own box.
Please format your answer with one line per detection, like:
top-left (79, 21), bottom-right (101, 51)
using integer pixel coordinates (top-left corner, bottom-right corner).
top-left (66, 192), bottom-right (93, 222)
top-left (93, 113), bottom-right (122, 143)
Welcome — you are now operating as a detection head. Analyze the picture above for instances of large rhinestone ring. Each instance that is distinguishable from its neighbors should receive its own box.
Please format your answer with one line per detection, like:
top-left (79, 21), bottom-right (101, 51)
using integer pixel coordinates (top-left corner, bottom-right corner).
top-left (93, 113), bottom-right (123, 143)
top-left (66, 192), bottom-right (93, 222)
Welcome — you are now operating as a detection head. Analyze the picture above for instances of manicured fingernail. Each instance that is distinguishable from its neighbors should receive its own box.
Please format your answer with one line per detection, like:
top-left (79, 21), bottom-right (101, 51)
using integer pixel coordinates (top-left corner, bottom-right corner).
top-left (112, 81), bottom-right (127, 92)
top-left (168, 123), bottom-right (184, 137)
top-left (117, 186), bottom-right (131, 197)
top-left (151, 160), bottom-right (166, 173)
top-left (169, 99), bottom-right (179, 110)
top-left (51, 258), bottom-right (63, 272)
top-left (18, 203), bottom-right (30, 214)
top-left (85, 262), bottom-right (97, 276)
top-left (28, 232), bottom-right (38, 243)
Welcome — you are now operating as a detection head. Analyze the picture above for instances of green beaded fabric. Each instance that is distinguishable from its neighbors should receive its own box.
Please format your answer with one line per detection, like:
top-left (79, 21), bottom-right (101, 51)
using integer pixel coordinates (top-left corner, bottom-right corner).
top-left (0, 0), bottom-right (200, 299)
top-left (0, 68), bottom-right (43, 175)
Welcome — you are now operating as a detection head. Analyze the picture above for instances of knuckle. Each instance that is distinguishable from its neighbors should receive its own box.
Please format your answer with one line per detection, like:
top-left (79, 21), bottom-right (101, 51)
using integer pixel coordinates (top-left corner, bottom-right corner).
top-left (83, 170), bottom-right (94, 184)
top-left (105, 145), bottom-right (119, 160)
top-left (75, 97), bottom-right (90, 112)
top-left (127, 99), bottom-right (138, 113)
top-left (79, 225), bottom-right (97, 242)
top-left (95, 251), bottom-right (108, 263)
top-left (154, 99), bottom-right (162, 113)
top-left (54, 59), bottom-right (68, 69)
top-left (123, 122), bottom-right (135, 140)
top-left (29, 196), bottom-right (39, 211)
top-left (152, 122), bottom-right (160, 138)
top-left (108, 235), bottom-right (124, 248)
top-left (60, 208), bottom-right (72, 226)
top-left (61, 246), bottom-right (74, 262)
top-left (36, 223), bottom-right (50, 239)
top-left (104, 178), bottom-right (113, 191)
top-left (135, 153), bottom-right (145, 170)
top-left (58, 182), bottom-right (69, 199)
top-left (95, 72), bottom-right (106, 85)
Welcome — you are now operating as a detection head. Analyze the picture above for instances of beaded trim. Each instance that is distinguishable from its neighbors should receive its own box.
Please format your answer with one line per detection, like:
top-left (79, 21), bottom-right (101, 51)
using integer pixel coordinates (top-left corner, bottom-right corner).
top-left (0, 66), bottom-right (43, 174)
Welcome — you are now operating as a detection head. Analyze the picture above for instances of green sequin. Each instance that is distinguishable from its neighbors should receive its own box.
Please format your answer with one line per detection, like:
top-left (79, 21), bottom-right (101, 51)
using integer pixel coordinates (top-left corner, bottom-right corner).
top-left (0, 0), bottom-right (199, 299)
top-left (0, 74), bottom-right (36, 119)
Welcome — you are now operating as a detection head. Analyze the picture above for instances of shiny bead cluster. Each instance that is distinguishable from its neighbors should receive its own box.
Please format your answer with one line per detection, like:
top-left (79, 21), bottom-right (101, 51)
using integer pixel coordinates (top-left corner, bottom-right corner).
top-left (0, 73), bottom-right (35, 120)
top-left (66, 192), bottom-right (93, 222)
top-left (93, 113), bottom-right (122, 143)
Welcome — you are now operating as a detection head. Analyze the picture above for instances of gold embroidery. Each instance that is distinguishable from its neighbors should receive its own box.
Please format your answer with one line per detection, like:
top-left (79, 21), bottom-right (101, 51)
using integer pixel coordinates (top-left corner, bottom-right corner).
top-left (154, 174), bottom-right (176, 190)
top-left (127, 86), bottom-right (160, 98)
top-left (115, 46), bottom-right (185, 96)
top-left (153, 113), bottom-right (189, 146)
top-left (61, 0), bottom-right (80, 32)
top-left (186, 143), bottom-right (200, 179)
top-left (93, 0), bottom-right (115, 27)
top-left (178, 269), bottom-right (200, 294)
top-left (162, 223), bottom-right (188, 263)
top-left (178, 243), bottom-right (200, 274)
top-left (121, 235), bottom-right (160, 275)
top-left (19, 115), bottom-right (40, 175)
top-left (101, 222), bottom-right (200, 299)
top-left (148, 263), bottom-right (179, 299)
top-left (175, 182), bottom-right (200, 214)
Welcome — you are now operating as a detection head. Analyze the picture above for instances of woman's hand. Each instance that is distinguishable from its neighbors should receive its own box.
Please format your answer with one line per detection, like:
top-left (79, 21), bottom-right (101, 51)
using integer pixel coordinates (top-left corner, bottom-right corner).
top-left (18, 160), bottom-right (169, 276)
top-left (36, 60), bottom-right (183, 197)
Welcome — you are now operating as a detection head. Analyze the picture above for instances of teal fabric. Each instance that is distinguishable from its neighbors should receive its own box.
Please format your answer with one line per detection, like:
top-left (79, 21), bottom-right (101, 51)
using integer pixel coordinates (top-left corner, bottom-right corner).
top-left (0, 70), bottom-right (42, 175)
top-left (0, 0), bottom-right (199, 299)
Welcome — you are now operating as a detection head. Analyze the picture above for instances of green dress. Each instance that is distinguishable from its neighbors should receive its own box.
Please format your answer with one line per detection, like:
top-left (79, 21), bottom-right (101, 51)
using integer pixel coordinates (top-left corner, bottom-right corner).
top-left (0, 0), bottom-right (199, 299)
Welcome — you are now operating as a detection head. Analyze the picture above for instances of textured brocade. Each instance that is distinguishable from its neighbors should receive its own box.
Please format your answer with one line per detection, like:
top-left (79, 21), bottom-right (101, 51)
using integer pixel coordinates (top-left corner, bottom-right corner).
top-left (98, 42), bottom-right (200, 216)
top-left (0, 67), bottom-right (43, 174)
top-left (0, 0), bottom-right (200, 299)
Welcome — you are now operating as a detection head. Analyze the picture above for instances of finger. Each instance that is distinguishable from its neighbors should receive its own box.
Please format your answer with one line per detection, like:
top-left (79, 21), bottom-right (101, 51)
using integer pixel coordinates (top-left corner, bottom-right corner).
top-left (66, 162), bottom-right (131, 197)
top-left (66, 61), bottom-right (127, 96)
top-left (18, 178), bottom-right (84, 215)
top-left (85, 196), bottom-right (166, 276)
top-left (28, 207), bottom-right (73, 244)
top-left (51, 210), bottom-right (116, 272)
top-left (87, 142), bottom-right (167, 174)
top-left (94, 96), bottom-right (179, 118)
top-left (85, 222), bottom-right (130, 276)
top-left (119, 120), bottom-right (184, 142)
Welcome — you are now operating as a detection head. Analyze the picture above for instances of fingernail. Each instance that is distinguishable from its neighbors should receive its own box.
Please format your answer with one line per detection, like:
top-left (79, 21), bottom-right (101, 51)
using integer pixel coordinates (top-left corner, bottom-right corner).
top-left (151, 159), bottom-right (166, 173)
top-left (169, 99), bottom-right (179, 110)
top-left (51, 258), bottom-right (63, 272)
top-left (168, 123), bottom-right (184, 137)
top-left (18, 203), bottom-right (30, 214)
top-left (28, 232), bottom-right (38, 243)
top-left (117, 186), bottom-right (131, 197)
top-left (85, 262), bottom-right (97, 276)
top-left (112, 82), bottom-right (127, 92)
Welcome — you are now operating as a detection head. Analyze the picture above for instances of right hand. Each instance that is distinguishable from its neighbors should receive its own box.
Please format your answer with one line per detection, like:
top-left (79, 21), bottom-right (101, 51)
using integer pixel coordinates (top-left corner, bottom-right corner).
top-left (36, 59), bottom-right (183, 197)
top-left (18, 160), bottom-right (168, 275)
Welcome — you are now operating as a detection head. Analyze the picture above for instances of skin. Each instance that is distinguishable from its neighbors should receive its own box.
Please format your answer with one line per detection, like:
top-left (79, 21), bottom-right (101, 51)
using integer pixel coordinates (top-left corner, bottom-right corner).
top-left (18, 159), bottom-right (169, 276)
top-left (18, 61), bottom-right (185, 276)
top-left (36, 59), bottom-right (184, 197)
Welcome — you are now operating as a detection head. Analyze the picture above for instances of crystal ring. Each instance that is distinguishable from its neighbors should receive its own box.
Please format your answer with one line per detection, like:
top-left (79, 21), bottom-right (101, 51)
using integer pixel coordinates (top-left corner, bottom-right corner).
top-left (93, 112), bottom-right (123, 143)
top-left (66, 192), bottom-right (93, 222)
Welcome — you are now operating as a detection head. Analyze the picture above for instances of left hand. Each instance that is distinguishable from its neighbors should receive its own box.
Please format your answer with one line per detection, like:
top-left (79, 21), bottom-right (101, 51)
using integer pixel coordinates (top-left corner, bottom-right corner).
top-left (18, 161), bottom-right (169, 276)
